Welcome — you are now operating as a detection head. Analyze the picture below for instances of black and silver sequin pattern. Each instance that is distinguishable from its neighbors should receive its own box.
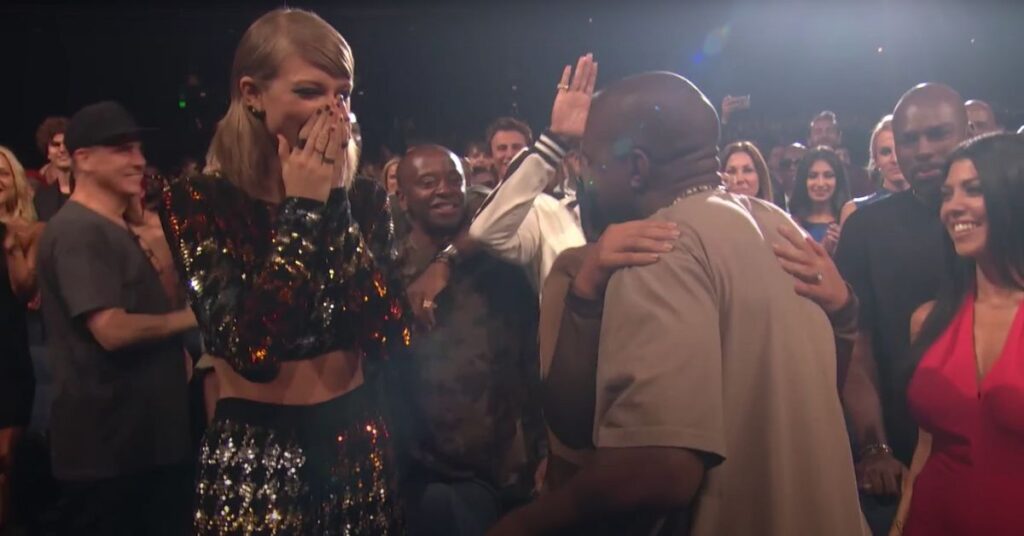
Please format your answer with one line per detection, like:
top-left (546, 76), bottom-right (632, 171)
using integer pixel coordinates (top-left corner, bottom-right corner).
top-left (193, 409), bottom-right (402, 534)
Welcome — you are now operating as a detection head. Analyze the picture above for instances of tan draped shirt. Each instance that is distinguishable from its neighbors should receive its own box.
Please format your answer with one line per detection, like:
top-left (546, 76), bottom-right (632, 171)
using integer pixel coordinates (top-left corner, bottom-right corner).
top-left (594, 191), bottom-right (868, 536)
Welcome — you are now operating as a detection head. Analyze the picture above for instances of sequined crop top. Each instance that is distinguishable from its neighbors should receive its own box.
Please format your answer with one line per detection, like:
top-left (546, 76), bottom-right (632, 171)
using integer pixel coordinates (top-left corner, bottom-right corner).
top-left (160, 174), bottom-right (409, 382)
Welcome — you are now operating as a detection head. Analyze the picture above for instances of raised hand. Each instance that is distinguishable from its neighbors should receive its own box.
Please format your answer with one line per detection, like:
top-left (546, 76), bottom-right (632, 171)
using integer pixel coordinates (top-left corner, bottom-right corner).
top-left (276, 104), bottom-right (351, 202)
top-left (550, 53), bottom-right (598, 141)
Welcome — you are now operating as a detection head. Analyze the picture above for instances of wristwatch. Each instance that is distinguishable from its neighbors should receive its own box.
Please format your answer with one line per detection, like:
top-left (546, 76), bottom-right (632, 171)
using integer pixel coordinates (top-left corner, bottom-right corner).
top-left (433, 243), bottom-right (461, 265)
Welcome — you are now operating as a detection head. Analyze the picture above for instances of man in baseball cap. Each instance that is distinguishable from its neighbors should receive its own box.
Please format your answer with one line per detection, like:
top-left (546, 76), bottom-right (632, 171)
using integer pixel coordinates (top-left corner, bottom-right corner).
top-left (36, 101), bottom-right (196, 534)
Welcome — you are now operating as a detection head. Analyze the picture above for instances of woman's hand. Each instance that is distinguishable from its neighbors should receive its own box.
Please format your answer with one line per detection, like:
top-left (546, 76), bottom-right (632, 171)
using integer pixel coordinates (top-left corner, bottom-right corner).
top-left (821, 222), bottom-right (841, 256)
top-left (276, 104), bottom-right (350, 202)
top-left (773, 224), bottom-right (850, 313)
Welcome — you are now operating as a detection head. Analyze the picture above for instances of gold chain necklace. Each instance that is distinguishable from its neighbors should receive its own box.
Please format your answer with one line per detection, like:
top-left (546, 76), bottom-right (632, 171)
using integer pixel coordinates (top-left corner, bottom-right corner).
top-left (672, 183), bottom-right (724, 205)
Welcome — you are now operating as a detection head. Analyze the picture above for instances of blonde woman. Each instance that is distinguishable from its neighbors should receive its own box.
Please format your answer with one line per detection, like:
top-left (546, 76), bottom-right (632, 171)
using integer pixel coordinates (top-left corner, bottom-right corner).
top-left (160, 9), bottom-right (408, 533)
top-left (0, 146), bottom-right (42, 299)
top-left (840, 115), bottom-right (911, 226)
top-left (0, 146), bottom-right (41, 529)
top-left (381, 156), bottom-right (400, 194)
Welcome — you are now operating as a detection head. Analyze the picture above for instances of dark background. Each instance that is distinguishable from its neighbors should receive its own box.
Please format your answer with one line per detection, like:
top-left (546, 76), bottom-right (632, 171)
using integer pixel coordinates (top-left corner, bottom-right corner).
top-left (3, 0), bottom-right (1023, 171)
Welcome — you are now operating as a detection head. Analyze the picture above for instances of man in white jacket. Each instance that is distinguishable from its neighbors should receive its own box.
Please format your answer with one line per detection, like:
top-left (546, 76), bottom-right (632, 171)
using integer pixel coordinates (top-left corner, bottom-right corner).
top-left (468, 54), bottom-right (596, 294)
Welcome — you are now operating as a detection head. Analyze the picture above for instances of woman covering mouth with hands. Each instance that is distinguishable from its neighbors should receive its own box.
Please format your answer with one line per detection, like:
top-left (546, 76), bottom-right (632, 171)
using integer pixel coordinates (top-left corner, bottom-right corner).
top-left (160, 9), bottom-right (409, 534)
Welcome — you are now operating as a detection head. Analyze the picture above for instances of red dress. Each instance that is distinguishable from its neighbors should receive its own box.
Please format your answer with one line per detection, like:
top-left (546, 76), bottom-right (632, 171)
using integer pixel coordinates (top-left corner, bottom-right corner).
top-left (906, 294), bottom-right (1024, 536)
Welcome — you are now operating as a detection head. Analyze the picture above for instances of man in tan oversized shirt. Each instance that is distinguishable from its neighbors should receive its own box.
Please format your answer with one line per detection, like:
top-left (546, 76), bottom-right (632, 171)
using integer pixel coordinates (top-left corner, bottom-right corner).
top-left (488, 72), bottom-right (867, 536)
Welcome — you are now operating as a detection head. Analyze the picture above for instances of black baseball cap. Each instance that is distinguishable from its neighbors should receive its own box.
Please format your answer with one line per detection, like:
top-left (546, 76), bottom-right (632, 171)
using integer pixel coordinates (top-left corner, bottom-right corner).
top-left (65, 101), bottom-right (152, 153)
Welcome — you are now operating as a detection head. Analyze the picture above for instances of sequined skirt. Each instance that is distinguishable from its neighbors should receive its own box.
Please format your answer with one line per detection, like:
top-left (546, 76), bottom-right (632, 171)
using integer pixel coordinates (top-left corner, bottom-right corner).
top-left (193, 385), bottom-right (404, 535)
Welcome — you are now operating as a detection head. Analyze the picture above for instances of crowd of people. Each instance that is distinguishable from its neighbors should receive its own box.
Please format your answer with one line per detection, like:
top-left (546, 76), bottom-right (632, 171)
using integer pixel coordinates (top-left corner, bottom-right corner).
top-left (1, 7), bottom-right (1023, 536)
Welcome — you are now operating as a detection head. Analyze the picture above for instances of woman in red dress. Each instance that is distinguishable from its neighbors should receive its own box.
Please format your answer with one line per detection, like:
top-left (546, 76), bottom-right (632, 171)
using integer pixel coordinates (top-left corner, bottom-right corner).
top-left (894, 133), bottom-right (1024, 535)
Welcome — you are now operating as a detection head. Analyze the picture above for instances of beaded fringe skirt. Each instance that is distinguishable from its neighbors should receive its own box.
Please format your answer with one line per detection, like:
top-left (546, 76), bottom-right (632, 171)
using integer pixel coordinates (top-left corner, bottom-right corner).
top-left (193, 385), bottom-right (404, 535)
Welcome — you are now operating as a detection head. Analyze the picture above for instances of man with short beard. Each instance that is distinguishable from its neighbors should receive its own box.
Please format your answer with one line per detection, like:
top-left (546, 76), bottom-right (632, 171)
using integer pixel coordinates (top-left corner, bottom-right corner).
top-left (835, 83), bottom-right (970, 535)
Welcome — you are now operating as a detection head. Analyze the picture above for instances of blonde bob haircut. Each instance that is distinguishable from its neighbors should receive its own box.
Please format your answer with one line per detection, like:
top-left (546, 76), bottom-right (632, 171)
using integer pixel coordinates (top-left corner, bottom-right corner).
top-left (0, 146), bottom-right (38, 223)
top-left (208, 9), bottom-right (358, 196)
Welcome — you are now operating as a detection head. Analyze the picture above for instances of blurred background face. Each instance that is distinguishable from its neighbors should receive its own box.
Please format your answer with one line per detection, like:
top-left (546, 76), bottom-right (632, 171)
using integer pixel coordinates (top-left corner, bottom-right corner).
top-left (384, 163), bottom-right (399, 194)
top-left (724, 151), bottom-right (760, 197)
top-left (48, 133), bottom-right (71, 171)
top-left (809, 118), bottom-right (841, 148)
top-left (940, 158), bottom-right (987, 259)
top-left (872, 128), bottom-right (908, 191)
top-left (0, 154), bottom-right (15, 208)
top-left (465, 145), bottom-right (492, 171)
top-left (247, 55), bottom-right (352, 148)
top-left (489, 130), bottom-right (527, 177)
top-left (806, 159), bottom-right (837, 203)
top-left (966, 102), bottom-right (999, 136)
top-left (778, 145), bottom-right (807, 190)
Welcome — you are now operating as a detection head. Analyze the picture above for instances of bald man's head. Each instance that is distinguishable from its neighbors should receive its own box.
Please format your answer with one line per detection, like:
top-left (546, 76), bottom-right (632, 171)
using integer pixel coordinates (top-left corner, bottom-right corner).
top-left (396, 144), bottom-right (466, 236)
top-left (892, 83), bottom-right (968, 205)
top-left (581, 72), bottom-right (721, 224)
top-left (965, 99), bottom-right (1001, 136)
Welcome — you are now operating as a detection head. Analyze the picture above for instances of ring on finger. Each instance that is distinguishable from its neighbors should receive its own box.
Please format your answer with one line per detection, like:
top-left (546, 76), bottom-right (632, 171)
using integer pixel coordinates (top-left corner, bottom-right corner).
top-left (557, 83), bottom-right (570, 90)
top-left (422, 299), bottom-right (437, 310)
top-left (815, 272), bottom-right (824, 283)
top-left (322, 157), bottom-right (336, 165)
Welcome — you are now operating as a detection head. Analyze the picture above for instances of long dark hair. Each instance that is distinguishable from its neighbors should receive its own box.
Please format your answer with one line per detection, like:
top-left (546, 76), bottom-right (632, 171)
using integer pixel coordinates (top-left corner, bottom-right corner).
top-left (720, 141), bottom-right (774, 202)
top-left (789, 146), bottom-right (850, 222)
top-left (910, 133), bottom-right (1024, 364)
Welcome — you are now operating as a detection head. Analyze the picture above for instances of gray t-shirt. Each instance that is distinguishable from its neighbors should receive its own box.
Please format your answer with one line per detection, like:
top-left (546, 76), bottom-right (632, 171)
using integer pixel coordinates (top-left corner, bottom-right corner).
top-left (38, 200), bottom-right (190, 480)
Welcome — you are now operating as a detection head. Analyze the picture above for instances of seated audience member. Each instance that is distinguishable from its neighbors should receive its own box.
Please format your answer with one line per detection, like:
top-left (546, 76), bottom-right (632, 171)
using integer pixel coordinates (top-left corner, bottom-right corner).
top-left (964, 99), bottom-right (1002, 136)
top-left (721, 140), bottom-right (775, 203)
top-left (789, 146), bottom-right (851, 255)
top-left (893, 133), bottom-right (1024, 536)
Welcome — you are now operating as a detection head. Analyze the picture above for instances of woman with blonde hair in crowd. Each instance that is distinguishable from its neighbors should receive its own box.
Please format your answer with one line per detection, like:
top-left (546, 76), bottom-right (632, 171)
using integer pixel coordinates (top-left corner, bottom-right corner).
top-left (0, 146), bottom-right (43, 530)
top-left (160, 8), bottom-right (408, 533)
top-left (721, 140), bottom-right (775, 204)
top-left (0, 146), bottom-right (42, 297)
top-left (840, 115), bottom-right (911, 226)
top-left (381, 156), bottom-right (400, 194)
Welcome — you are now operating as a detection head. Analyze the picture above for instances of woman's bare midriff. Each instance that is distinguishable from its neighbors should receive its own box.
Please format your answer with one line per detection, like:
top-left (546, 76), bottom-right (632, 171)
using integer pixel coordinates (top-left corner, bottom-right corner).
top-left (210, 349), bottom-right (364, 406)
